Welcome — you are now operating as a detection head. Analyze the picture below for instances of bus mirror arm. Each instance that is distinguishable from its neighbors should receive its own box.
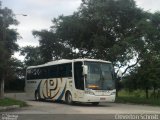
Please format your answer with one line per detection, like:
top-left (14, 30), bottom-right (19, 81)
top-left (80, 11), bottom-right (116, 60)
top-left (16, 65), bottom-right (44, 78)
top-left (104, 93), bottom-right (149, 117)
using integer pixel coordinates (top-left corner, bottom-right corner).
top-left (82, 65), bottom-right (88, 75)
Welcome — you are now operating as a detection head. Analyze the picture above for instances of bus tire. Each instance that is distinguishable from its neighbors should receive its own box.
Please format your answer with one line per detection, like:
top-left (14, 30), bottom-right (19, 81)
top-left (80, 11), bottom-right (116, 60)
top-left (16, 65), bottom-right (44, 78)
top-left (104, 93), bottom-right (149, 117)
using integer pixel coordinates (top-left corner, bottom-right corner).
top-left (92, 102), bottom-right (99, 105)
top-left (65, 92), bottom-right (73, 105)
top-left (35, 91), bottom-right (40, 101)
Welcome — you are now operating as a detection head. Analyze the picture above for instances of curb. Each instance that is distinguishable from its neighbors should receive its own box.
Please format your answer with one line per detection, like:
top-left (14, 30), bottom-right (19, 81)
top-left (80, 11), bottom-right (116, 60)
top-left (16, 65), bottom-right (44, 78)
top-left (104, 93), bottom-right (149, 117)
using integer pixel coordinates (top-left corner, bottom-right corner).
top-left (0, 105), bottom-right (20, 111)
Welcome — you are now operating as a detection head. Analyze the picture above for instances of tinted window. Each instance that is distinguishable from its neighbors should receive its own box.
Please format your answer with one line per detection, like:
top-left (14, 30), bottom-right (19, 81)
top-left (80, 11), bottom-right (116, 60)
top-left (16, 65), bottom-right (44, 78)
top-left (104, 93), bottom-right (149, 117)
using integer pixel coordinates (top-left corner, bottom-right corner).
top-left (59, 63), bottom-right (72, 77)
top-left (48, 65), bottom-right (58, 78)
top-left (39, 67), bottom-right (48, 79)
top-left (27, 63), bottom-right (72, 80)
top-left (26, 67), bottom-right (48, 80)
top-left (48, 63), bottom-right (72, 78)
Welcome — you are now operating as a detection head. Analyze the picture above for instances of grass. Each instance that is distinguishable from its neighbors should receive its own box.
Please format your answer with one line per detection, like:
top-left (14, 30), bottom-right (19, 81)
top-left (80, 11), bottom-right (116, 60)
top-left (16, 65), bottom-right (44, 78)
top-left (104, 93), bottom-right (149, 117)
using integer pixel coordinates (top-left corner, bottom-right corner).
top-left (116, 90), bottom-right (160, 106)
top-left (0, 98), bottom-right (28, 107)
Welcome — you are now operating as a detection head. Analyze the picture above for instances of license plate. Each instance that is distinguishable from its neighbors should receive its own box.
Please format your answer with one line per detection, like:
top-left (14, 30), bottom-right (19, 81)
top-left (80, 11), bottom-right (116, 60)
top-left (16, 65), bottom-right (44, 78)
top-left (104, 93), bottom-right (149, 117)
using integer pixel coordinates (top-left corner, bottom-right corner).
top-left (100, 98), bottom-right (106, 100)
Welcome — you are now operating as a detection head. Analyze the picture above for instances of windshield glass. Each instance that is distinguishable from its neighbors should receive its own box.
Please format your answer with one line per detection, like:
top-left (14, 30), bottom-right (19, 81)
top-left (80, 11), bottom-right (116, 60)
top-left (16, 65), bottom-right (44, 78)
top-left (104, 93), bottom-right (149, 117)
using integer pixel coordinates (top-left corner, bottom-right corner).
top-left (85, 61), bottom-right (115, 90)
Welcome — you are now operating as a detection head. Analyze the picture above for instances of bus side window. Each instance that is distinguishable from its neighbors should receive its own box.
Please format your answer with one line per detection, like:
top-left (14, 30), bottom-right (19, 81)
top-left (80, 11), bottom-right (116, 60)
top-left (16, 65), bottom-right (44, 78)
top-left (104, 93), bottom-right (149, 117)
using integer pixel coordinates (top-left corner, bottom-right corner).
top-left (30, 69), bottom-right (35, 80)
top-left (48, 65), bottom-right (58, 78)
top-left (31, 68), bottom-right (38, 79)
top-left (66, 63), bottom-right (72, 77)
top-left (39, 67), bottom-right (48, 79)
top-left (74, 62), bottom-right (84, 90)
top-left (59, 64), bottom-right (66, 77)
top-left (59, 63), bottom-right (72, 77)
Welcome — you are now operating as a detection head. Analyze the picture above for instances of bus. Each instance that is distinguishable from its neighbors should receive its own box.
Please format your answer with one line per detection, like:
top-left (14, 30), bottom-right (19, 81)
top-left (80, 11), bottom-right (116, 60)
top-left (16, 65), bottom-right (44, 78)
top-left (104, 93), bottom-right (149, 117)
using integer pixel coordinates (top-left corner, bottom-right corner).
top-left (25, 59), bottom-right (116, 105)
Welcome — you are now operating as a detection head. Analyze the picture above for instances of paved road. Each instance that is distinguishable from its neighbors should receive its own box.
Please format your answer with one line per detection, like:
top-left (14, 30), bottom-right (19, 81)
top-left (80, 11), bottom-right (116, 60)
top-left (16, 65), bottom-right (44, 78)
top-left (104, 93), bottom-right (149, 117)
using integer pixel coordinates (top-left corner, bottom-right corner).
top-left (7, 100), bottom-right (160, 114)
top-left (2, 93), bottom-right (160, 120)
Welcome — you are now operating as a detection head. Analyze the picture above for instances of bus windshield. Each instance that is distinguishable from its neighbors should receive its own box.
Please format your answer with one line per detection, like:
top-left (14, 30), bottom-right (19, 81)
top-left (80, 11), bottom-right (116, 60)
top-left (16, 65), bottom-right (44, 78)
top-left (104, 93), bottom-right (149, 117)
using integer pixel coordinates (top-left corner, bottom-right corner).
top-left (85, 61), bottom-right (115, 90)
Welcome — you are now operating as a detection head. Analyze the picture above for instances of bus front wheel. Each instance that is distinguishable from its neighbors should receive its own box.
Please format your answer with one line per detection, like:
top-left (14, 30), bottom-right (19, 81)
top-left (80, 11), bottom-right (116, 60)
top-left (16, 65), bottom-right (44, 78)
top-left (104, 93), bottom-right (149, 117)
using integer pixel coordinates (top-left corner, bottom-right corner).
top-left (65, 92), bottom-right (73, 105)
top-left (35, 91), bottom-right (40, 101)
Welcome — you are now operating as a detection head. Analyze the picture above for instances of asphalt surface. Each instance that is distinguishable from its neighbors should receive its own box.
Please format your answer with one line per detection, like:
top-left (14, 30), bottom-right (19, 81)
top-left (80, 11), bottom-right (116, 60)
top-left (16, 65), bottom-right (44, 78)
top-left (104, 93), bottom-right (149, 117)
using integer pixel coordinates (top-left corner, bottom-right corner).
top-left (1, 93), bottom-right (160, 120)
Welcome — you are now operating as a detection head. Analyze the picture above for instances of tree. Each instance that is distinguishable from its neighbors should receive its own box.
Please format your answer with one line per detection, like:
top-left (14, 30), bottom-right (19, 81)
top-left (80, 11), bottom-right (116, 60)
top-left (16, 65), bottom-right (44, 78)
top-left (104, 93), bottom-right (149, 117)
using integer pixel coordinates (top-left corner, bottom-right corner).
top-left (123, 54), bottom-right (160, 99)
top-left (4, 57), bottom-right (25, 91)
top-left (121, 12), bottom-right (160, 98)
top-left (20, 46), bottom-right (44, 66)
top-left (36, 0), bottom-right (151, 73)
top-left (32, 30), bottom-right (78, 62)
top-left (0, 2), bottom-right (19, 99)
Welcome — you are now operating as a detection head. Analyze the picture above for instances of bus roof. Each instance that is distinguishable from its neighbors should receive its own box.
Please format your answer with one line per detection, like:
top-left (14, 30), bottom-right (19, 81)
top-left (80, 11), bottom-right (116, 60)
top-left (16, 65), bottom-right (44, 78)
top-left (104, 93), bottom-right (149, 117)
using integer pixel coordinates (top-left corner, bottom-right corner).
top-left (27, 59), bottom-right (111, 69)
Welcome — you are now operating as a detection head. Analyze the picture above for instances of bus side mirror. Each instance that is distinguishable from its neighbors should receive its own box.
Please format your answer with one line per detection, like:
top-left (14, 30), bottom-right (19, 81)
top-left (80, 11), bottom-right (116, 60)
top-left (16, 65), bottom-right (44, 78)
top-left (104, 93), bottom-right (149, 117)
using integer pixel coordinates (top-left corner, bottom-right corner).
top-left (82, 65), bottom-right (88, 75)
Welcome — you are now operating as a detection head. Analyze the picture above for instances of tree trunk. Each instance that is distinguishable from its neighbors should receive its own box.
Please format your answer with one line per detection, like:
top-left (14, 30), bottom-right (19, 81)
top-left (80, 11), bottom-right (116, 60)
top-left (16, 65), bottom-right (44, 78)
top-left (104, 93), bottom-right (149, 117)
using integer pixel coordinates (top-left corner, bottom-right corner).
top-left (116, 89), bottom-right (118, 97)
top-left (145, 87), bottom-right (149, 99)
top-left (153, 87), bottom-right (156, 99)
top-left (116, 78), bottom-right (119, 97)
top-left (0, 78), bottom-right (4, 99)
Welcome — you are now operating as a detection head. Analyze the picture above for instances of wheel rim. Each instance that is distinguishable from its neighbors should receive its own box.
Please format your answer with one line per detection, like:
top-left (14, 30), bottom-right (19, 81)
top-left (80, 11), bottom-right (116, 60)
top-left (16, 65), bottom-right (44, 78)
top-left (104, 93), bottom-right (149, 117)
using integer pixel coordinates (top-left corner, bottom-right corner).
top-left (35, 93), bottom-right (39, 100)
top-left (68, 94), bottom-right (72, 104)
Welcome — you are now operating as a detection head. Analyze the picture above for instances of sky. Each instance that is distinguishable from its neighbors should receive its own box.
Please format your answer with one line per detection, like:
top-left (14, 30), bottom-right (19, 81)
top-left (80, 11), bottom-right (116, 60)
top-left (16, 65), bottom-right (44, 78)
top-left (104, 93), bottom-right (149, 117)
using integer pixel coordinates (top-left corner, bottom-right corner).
top-left (2, 0), bottom-right (160, 60)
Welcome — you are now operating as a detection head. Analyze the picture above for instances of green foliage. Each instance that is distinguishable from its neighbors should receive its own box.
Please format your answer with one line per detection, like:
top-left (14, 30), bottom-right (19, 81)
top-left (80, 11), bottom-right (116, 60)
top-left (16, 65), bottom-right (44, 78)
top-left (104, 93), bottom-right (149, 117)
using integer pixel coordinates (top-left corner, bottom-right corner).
top-left (27, 0), bottom-right (160, 97)
top-left (4, 57), bottom-right (25, 92)
top-left (32, 31), bottom-right (75, 62)
top-left (116, 96), bottom-right (160, 106)
top-left (118, 89), bottom-right (145, 98)
top-left (54, 0), bottom-right (146, 64)
top-left (0, 98), bottom-right (27, 107)
top-left (123, 54), bottom-right (160, 98)
top-left (32, 0), bottom-right (160, 73)
top-left (6, 58), bottom-right (25, 79)
top-left (20, 46), bottom-right (44, 66)
top-left (117, 90), bottom-right (160, 106)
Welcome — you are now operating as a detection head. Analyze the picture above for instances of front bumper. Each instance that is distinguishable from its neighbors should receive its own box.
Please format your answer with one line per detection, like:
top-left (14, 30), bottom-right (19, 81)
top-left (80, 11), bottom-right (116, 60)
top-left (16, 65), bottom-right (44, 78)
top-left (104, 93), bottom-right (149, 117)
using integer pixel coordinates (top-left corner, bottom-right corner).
top-left (79, 94), bottom-right (115, 103)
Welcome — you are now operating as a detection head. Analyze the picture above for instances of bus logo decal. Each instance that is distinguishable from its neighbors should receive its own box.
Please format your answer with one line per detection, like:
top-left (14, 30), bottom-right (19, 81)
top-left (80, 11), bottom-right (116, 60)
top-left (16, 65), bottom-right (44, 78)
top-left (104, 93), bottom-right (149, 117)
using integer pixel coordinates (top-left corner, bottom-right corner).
top-left (57, 83), bottom-right (67, 100)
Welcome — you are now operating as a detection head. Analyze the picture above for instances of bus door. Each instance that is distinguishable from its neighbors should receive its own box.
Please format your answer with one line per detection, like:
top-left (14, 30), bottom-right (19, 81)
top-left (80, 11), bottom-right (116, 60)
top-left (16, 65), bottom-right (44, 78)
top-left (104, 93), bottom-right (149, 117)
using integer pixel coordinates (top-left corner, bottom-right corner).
top-left (74, 62), bottom-right (85, 100)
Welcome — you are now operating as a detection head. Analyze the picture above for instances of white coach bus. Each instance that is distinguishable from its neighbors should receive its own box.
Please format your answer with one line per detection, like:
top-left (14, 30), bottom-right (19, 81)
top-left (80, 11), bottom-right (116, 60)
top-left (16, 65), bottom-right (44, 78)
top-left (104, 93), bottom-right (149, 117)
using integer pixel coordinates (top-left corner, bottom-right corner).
top-left (25, 59), bottom-right (116, 105)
